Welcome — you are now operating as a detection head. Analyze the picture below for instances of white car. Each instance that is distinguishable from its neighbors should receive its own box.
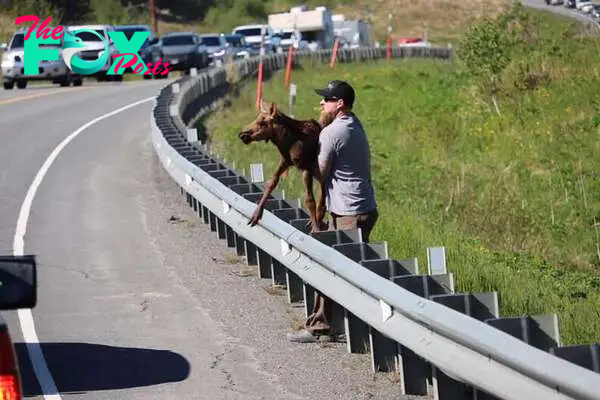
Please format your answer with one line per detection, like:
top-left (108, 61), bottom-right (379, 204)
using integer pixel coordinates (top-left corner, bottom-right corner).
top-left (66, 24), bottom-right (122, 81)
top-left (575, 0), bottom-right (593, 11)
top-left (581, 2), bottom-right (595, 13)
top-left (232, 24), bottom-right (282, 53)
top-left (1, 28), bottom-right (82, 90)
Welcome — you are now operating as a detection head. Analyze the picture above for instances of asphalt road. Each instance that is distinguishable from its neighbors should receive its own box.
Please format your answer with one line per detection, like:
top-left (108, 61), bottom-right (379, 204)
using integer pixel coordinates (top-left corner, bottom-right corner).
top-left (0, 79), bottom-right (416, 399)
top-left (521, 0), bottom-right (600, 24)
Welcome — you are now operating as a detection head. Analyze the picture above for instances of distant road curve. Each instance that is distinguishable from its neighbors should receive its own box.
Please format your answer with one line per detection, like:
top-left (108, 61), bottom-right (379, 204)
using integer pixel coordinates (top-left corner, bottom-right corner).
top-left (520, 0), bottom-right (600, 25)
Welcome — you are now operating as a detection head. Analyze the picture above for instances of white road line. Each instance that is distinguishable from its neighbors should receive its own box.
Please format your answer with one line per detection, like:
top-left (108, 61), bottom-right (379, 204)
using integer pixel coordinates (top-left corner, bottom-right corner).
top-left (13, 95), bottom-right (156, 399)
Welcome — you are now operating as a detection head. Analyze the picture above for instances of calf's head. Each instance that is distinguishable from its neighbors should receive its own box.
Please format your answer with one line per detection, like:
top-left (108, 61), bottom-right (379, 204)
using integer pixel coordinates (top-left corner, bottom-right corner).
top-left (239, 101), bottom-right (279, 145)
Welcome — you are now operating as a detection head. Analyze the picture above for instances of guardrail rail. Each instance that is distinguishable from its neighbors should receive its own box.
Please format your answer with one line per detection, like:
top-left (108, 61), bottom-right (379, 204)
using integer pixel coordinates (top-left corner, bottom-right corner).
top-left (150, 46), bottom-right (600, 400)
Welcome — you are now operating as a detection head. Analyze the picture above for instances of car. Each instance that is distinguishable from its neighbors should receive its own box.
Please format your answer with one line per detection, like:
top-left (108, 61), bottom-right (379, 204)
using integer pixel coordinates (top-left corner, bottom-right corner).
top-left (159, 32), bottom-right (210, 73)
top-left (581, 2), bottom-right (595, 13)
top-left (66, 24), bottom-right (122, 81)
top-left (222, 34), bottom-right (255, 60)
top-left (113, 24), bottom-right (165, 79)
top-left (198, 34), bottom-right (231, 65)
top-left (0, 254), bottom-right (38, 399)
top-left (1, 28), bottom-right (82, 90)
top-left (232, 24), bottom-right (282, 53)
top-left (278, 29), bottom-right (309, 51)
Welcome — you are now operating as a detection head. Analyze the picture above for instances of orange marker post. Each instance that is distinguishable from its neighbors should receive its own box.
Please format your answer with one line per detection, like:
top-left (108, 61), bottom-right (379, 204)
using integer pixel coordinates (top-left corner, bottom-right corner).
top-left (256, 57), bottom-right (264, 111)
top-left (329, 38), bottom-right (340, 69)
top-left (284, 45), bottom-right (294, 88)
top-left (386, 37), bottom-right (392, 61)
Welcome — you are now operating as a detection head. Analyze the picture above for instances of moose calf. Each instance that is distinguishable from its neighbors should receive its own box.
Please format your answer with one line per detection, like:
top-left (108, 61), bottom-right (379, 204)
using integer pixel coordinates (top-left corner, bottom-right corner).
top-left (238, 101), bottom-right (326, 232)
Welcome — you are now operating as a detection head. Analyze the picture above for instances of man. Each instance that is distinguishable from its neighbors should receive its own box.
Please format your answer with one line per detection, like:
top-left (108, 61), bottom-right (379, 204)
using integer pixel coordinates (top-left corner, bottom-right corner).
top-left (287, 80), bottom-right (379, 343)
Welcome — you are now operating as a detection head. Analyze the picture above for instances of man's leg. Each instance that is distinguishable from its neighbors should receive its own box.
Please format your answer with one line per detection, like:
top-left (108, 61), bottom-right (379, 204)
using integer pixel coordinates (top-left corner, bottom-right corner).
top-left (304, 214), bottom-right (343, 334)
top-left (356, 209), bottom-right (379, 243)
top-left (307, 214), bottom-right (357, 334)
top-left (287, 214), bottom-right (347, 342)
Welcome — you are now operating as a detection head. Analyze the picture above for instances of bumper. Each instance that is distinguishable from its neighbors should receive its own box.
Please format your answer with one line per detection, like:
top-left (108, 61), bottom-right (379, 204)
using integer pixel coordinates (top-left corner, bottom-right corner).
top-left (164, 56), bottom-right (197, 71)
top-left (2, 61), bottom-right (69, 80)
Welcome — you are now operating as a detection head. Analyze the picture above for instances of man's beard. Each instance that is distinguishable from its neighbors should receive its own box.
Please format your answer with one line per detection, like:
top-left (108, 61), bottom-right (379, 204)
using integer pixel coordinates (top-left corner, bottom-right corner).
top-left (319, 110), bottom-right (336, 127)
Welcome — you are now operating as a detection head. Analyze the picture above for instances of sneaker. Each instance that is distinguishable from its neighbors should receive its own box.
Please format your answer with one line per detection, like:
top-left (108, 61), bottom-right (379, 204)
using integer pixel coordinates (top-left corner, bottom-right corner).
top-left (286, 329), bottom-right (318, 343)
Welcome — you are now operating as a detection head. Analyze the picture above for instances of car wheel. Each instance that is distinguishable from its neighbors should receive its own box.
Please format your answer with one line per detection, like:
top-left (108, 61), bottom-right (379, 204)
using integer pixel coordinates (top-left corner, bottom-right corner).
top-left (73, 76), bottom-right (83, 86)
top-left (3, 81), bottom-right (14, 90)
top-left (17, 80), bottom-right (27, 89)
top-left (59, 72), bottom-right (71, 87)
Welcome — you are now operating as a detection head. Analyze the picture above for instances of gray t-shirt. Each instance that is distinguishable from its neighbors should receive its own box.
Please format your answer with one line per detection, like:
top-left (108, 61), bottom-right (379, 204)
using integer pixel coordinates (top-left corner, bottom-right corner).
top-left (318, 113), bottom-right (377, 215)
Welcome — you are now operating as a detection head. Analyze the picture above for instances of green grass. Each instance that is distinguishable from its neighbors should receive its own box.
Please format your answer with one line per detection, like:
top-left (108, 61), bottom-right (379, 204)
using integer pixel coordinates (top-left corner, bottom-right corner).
top-left (200, 6), bottom-right (600, 346)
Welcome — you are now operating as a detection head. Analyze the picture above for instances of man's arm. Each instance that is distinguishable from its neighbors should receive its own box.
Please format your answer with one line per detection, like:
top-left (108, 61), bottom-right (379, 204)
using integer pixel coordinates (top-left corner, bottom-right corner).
top-left (314, 158), bottom-right (332, 183)
top-left (315, 130), bottom-right (336, 182)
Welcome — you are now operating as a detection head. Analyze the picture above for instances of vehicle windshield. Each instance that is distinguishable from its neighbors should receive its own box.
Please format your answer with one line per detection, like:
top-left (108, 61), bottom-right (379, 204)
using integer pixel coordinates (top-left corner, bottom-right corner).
top-left (200, 36), bottom-right (221, 46)
top-left (10, 32), bottom-right (63, 49)
top-left (115, 27), bottom-right (149, 40)
top-left (281, 32), bottom-right (294, 39)
top-left (162, 35), bottom-right (195, 46)
top-left (235, 28), bottom-right (262, 37)
top-left (71, 30), bottom-right (105, 41)
top-left (9, 34), bottom-right (24, 49)
top-left (225, 36), bottom-right (245, 46)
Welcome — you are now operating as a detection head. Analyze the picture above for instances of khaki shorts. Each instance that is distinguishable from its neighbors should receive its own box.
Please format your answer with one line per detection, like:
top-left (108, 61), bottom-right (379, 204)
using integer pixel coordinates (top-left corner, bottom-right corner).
top-left (328, 209), bottom-right (379, 243)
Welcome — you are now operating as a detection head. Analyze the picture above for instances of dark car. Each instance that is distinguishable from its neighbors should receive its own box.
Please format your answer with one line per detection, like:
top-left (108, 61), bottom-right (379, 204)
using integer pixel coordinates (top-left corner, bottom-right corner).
top-left (113, 24), bottom-right (164, 78)
top-left (0, 255), bottom-right (38, 399)
top-left (159, 32), bottom-right (210, 73)
top-left (199, 34), bottom-right (231, 65)
top-left (223, 34), bottom-right (255, 60)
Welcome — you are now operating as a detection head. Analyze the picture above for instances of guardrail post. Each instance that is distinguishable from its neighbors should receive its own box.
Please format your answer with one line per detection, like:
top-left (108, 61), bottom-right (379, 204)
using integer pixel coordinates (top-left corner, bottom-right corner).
top-left (245, 199), bottom-right (299, 278)
top-left (185, 128), bottom-right (198, 143)
top-left (309, 230), bottom-right (364, 336)
top-left (271, 208), bottom-right (310, 293)
top-left (427, 246), bottom-right (447, 274)
top-left (473, 314), bottom-right (561, 400)
top-left (429, 292), bottom-right (499, 399)
top-left (238, 190), bottom-right (284, 272)
top-left (485, 314), bottom-right (561, 350)
top-left (550, 344), bottom-right (600, 373)
top-left (360, 258), bottom-right (419, 375)
top-left (391, 273), bottom-right (455, 395)
top-left (255, 199), bottom-right (300, 281)
top-left (332, 242), bottom-right (389, 354)
top-left (223, 183), bottom-right (265, 260)
top-left (216, 215), bottom-right (227, 240)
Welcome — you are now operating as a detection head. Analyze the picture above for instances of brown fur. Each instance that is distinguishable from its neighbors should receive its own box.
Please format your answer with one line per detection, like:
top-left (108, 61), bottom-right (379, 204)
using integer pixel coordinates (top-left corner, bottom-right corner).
top-left (239, 101), bottom-right (326, 231)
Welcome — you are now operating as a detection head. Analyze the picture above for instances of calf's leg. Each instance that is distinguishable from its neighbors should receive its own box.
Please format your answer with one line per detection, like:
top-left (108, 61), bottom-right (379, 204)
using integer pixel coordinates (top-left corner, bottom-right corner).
top-left (248, 158), bottom-right (290, 226)
top-left (316, 179), bottom-right (326, 226)
top-left (302, 170), bottom-right (320, 232)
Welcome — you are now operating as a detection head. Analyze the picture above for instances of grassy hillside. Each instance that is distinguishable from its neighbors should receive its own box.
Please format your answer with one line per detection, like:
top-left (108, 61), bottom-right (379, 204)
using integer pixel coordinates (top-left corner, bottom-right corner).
top-left (200, 4), bottom-right (600, 345)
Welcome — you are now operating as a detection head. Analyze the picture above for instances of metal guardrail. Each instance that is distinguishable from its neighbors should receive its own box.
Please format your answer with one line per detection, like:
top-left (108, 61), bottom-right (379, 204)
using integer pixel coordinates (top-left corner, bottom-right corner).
top-left (150, 46), bottom-right (600, 400)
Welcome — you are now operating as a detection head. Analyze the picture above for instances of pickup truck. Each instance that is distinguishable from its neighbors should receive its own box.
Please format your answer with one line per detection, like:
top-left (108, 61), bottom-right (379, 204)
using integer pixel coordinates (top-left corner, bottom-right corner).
top-left (0, 255), bottom-right (38, 399)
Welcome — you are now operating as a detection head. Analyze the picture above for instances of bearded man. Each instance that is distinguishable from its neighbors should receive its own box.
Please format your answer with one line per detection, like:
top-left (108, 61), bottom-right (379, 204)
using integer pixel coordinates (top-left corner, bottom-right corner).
top-left (287, 80), bottom-right (379, 343)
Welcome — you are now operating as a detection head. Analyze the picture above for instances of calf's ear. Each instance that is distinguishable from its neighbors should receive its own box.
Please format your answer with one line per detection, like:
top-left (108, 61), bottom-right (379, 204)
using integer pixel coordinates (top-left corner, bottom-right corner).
top-left (269, 102), bottom-right (277, 116)
top-left (260, 100), bottom-right (268, 114)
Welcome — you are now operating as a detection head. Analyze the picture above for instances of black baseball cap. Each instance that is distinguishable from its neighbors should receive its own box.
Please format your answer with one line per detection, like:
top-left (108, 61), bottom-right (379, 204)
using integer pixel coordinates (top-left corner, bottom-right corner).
top-left (314, 80), bottom-right (355, 107)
